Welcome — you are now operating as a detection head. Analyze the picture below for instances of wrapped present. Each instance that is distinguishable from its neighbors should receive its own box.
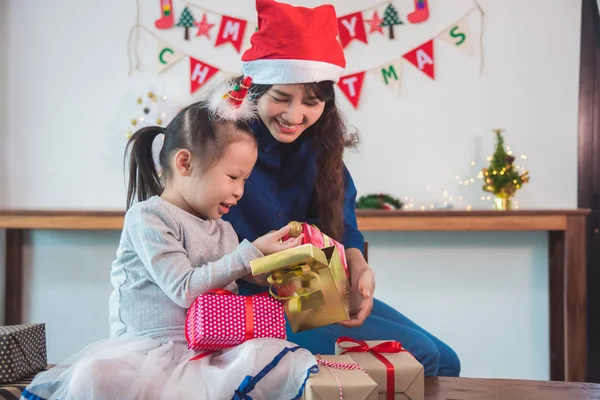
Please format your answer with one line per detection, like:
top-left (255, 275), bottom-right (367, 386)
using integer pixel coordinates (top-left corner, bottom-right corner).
top-left (250, 244), bottom-right (350, 333)
top-left (185, 289), bottom-right (286, 352)
top-left (335, 337), bottom-right (424, 400)
top-left (284, 221), bottom-right (349, 278)
top-left (302, 355), bottom-right (378, 400)
top-left (0, 324), bottom-right (47, 384)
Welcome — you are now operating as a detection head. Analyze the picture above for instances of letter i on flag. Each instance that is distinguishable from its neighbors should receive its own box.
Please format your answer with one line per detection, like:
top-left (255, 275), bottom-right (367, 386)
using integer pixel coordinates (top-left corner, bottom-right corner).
top-left (371, 60), bottom-right (403, 95)
top-left (439, 16), bottom-right (473, 56)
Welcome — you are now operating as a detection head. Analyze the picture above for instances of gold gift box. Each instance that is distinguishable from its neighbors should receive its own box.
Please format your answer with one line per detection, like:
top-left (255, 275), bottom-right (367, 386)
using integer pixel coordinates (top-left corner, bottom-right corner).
top-left (302, 355), bottom-right (378, 400)
top-left (335, 340), bottom-right (425, 400)
top-left (249, 243), bottom-right (350, 333)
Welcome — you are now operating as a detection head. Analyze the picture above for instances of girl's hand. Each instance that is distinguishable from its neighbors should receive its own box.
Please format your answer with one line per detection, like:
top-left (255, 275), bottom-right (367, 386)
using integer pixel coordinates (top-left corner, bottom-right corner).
top-left (252, 225), bottom-right (304, 256)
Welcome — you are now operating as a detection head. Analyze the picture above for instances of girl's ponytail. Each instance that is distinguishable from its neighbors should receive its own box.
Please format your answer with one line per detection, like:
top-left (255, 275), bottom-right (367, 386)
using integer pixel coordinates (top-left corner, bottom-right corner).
top-left (124, 126), bottom-right (164, 210)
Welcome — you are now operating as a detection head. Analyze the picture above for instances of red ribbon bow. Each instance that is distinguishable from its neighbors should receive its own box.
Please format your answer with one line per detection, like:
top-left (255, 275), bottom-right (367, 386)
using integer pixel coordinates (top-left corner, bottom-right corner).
top-left (336, 337), bottom-right (409, 399)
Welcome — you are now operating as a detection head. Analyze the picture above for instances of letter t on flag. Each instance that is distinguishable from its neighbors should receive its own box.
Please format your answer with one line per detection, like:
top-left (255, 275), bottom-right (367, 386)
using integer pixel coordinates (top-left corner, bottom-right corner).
top-left (215, 15), bottom-right (248, 53)
top-left (337, 12), bottom-right (368, 49)
top-left (337, 72), bottom-right (365, 109)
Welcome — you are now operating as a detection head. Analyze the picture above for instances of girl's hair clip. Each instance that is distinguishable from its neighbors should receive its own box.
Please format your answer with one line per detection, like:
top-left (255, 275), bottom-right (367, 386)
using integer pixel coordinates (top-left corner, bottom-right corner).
top-left (202, 76), bottom-right (257, 122)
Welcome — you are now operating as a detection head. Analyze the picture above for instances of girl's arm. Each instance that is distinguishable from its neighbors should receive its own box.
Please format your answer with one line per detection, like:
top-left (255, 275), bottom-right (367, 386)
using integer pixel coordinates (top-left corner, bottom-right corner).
top-left (127, 206), bottom-right (262, 308)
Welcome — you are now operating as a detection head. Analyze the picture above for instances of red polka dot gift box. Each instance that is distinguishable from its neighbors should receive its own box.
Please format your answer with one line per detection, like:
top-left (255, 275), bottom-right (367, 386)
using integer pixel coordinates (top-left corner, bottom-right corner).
top-left (185, 289), bottom-right (286, 353)
top-left (0, 323), bottom-right (47, 384)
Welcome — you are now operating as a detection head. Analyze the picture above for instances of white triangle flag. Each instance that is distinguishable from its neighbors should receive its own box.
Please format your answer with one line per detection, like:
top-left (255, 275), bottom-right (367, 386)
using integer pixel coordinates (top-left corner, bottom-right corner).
top-left (370, 59), bottom-right (403, 95)
top-left (438, 16), bottom-right (473, 56)
top-left (157, 41), bottom-right (185, 74)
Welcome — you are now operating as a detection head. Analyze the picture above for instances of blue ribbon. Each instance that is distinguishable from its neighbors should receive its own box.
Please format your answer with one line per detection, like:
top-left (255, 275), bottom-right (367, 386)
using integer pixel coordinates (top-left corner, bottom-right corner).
top-left (232, 345), bottom-right (317, 400)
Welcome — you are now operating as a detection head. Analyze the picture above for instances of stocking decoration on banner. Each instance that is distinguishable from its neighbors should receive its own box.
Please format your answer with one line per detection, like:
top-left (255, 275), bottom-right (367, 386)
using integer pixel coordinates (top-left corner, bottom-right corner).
top-left (155, 0), bottom-right (174, 29)
top-left (195, 14), bottom-right (215, 39)
top-left (338, 12), bottom-right (368, 49)
top-left (337, 72), bottom-right (365, 109)
top-left (157, 40), bottom-right (185, 73)
top-left (215, 16), bottom-right (247, 53)
top-left (439, 16), bottom-right (473, 56)
top-left (189, 58), bottom-right (219, 94)
top-left (408, 0), bottom-right (430, 24)
top-left (381, 4), bottom-right (403, 39)
top-left (371, 60), bottom-right (403, 95)
top-left (364, 11), bottom-right (384, 35)
top-left (176, 7), bottom-right (196, 40)
top-left (403, 40), bottom-right (435, 79)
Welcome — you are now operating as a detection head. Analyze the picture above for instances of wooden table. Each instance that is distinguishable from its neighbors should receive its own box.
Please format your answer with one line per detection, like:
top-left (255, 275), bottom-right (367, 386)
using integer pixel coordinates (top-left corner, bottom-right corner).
top-left (0, 209), bottom-right (590, 382)
top-left (425, 377), bottom-right (600, 399)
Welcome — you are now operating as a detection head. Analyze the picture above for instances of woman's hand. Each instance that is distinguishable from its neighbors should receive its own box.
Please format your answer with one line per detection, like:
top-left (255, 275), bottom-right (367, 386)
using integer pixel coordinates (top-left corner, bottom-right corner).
top-left (338, 248), bottom-right (375, 328)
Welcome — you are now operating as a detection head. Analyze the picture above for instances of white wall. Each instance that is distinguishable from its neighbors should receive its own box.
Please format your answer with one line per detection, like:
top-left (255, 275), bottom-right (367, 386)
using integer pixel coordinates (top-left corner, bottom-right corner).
top-left (0, 0), bottom-right (582, 380)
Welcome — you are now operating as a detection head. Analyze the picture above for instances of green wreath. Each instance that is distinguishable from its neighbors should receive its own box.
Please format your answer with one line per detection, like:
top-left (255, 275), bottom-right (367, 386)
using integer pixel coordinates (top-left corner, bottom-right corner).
top-left (356, 193), bottom-right (403, 210)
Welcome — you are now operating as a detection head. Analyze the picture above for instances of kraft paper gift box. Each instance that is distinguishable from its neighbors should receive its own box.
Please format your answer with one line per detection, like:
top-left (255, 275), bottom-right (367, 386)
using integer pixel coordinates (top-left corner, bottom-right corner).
top-left (302, 355), bottom-right (378, 400)
top-left (249, 243), bottom-right (350, 333)
top-left (185, 289), bottom-right (286, 352)
top-left (335, 338), bottom-right (424, 400)
top-left (0, 324), bottom-right (47, 384)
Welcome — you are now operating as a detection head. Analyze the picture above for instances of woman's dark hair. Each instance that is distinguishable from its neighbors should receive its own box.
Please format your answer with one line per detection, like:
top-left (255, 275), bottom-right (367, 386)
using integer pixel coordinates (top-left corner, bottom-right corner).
top-left (249, 80), bottom-right (359, 241)
top-left (124, 102), bottom-right (255, 210)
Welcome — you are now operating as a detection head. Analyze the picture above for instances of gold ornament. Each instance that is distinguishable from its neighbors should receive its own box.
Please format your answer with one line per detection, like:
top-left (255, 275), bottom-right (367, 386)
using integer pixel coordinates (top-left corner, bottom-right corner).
top-left (287, 221), bottom-right (303, 237)
top-left (156, 118), bottom-right (163, 125)
top-left (136, 97), bottom-right (143, 104)
top-left (126, 131), bottom-right (132, 139)
top-left (148, 92), bottom-right (157, 101)
top-left (131, 119), bottom-right (137, 126)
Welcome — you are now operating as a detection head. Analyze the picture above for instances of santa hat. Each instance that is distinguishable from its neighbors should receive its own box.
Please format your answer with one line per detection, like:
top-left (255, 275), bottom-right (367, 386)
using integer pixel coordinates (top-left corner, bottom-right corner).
top-left (241, 0), bottom-right (346, 84)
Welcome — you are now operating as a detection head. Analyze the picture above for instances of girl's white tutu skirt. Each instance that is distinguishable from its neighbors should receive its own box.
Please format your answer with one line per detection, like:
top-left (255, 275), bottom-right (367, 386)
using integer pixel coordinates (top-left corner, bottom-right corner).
top-left (20, 336), bottom-right (317, 400)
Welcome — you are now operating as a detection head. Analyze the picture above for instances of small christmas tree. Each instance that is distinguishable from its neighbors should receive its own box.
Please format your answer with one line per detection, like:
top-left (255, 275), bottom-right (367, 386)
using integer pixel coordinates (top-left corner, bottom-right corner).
top-left (176, 7), bottom-right (196, 40)
top-left (381, 4), bottom-right (403, 39)
top-left (481, 129), bottom-right (530, 207)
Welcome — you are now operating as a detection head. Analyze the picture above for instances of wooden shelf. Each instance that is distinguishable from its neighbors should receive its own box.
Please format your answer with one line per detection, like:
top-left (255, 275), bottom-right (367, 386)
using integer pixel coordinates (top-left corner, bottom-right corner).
top-left (0, 209), bottom-right (590, 231)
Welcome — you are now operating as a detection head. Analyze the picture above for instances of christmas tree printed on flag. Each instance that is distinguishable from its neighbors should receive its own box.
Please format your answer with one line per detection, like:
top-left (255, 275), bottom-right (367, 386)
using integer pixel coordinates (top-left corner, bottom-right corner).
top-left (438, 16), bottom-right (473, 56)
top-left (157, 40), bottom-right (184, 74)
top-left (371, 60), bottom-right (403, 95)
top-left (403, 39), bottom-right (435, 79)
top-left (177, 7), bottom-right (196, 40)
top-left (337, 72), bottom-right (365, 109)
top-left (381, 4), bottom-right (403, 39)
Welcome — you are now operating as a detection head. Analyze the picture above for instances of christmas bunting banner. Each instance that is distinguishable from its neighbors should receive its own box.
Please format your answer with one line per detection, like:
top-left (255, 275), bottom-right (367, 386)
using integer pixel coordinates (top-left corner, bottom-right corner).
top-left (129, 1), bottom-right (485, 109)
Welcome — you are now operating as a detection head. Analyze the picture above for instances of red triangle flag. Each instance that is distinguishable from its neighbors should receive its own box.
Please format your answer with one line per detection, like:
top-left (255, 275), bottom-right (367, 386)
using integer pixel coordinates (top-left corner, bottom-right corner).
top-left (337, 12), bottom-right (368, 49)
top-left (215, 15), bottom-right (247, 53)
top-left (337, 72), bottom-right (365, 109)
top-left (189, 57), bottom-right (219, 94)
top-left (403, 40), bottom-right (435, 79)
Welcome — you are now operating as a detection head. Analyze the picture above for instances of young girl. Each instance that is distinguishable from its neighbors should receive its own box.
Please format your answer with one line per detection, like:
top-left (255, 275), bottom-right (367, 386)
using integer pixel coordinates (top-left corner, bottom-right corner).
top-left (21, 97), bottom-right (317, 400)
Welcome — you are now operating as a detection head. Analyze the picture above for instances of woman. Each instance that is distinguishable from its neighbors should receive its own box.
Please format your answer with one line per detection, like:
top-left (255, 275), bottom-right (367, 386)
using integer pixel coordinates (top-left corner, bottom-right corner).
top-left (223, 0), bottom-right (460, 377)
